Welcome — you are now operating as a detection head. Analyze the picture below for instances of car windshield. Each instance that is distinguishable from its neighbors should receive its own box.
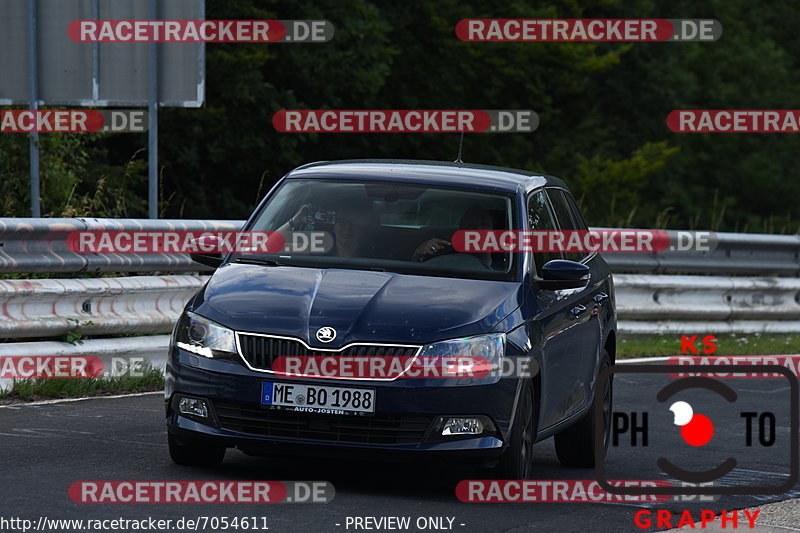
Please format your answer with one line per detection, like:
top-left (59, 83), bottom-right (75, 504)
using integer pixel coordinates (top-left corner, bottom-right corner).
top-left (234, 178), bottom-right (517, 281)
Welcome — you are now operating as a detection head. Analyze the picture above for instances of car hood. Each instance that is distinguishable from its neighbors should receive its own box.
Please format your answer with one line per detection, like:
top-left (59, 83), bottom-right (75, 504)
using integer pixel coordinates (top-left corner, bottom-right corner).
top-left (192, 263), bottom-right (522, 347)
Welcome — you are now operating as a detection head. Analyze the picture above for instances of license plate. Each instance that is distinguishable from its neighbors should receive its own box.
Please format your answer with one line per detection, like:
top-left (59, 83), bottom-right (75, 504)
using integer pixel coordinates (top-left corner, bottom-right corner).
top-left (261, 382), bottom-right (375, 415)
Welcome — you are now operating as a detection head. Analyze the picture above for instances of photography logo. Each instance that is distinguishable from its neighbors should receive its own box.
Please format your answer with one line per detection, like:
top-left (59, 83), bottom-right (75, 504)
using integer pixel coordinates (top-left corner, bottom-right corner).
top-left (669, 401), bottom-right (714, 445)
top-left (594, 364), bottom-right (798, 496)
top-left (657, 378), bottom-right (737, 484)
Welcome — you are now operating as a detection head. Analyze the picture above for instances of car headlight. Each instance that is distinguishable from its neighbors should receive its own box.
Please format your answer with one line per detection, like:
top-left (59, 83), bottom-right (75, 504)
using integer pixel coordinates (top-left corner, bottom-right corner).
top-left (174, 311), bottom-right (237, 358)
top-left (417, 333), bottom-right (505, 383)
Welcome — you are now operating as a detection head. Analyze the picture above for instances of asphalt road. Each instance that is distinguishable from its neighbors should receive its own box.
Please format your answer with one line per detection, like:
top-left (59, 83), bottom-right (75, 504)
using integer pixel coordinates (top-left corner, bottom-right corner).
top-left (0, 367), bottom-right (797, 533)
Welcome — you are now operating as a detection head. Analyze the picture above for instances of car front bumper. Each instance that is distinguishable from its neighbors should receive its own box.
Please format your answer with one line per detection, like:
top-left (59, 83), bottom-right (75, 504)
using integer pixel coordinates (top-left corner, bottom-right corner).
top-left (166, 346), bottom-right (520, 460)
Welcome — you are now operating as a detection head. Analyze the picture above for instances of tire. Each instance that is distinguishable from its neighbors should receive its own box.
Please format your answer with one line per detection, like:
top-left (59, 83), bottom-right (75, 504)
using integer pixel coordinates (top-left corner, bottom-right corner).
top-left (168, 434), bottom-right (226, 467)
top-left (495, 381), bottom-right (536, 479)
top-left (554, 350), bottom-right (613, 468)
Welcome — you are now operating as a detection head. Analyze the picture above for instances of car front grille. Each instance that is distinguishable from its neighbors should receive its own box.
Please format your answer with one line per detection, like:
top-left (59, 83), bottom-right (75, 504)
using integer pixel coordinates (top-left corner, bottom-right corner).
top-left (213, 400), bottom-right (431, 445)
top-left (236, 333), bottom-right (420, 372)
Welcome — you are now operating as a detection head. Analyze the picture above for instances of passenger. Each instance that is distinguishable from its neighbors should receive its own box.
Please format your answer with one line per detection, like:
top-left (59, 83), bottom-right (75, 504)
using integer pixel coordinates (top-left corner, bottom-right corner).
top-left (280, 201), bottom-right (374, 258)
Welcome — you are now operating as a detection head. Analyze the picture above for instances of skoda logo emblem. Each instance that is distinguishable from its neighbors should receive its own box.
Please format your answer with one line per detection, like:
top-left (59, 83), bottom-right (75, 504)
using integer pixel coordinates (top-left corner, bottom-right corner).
top-left (316, 326), bottom-right (337, 343)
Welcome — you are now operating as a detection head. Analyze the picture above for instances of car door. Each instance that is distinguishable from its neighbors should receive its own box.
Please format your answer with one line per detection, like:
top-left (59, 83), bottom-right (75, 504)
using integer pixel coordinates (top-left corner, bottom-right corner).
top-left (545, 188), bottom-right (604, 422)
top-left (525, 189), bottom-right (572, 430)
top-left (526, 188), bottom-right (599, 430)
top-left (554, 188), bottom-right (607, 367)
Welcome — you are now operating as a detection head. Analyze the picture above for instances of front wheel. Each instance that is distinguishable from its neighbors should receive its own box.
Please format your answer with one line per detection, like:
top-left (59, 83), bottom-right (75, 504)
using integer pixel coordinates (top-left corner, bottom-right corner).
top-left (554, 350), bottom-right (613, 468)
top-left (494, 381), bottom-right (536, 479)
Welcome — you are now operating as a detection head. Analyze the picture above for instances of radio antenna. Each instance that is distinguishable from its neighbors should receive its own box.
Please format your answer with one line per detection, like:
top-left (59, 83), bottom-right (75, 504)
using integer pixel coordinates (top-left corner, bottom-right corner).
top-left (455, 131), bottom-right (465, 164)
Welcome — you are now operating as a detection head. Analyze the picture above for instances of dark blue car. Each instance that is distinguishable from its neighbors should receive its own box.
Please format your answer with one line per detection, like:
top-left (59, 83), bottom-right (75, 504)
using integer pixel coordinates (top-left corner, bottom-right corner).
top-left (166, 160), bottom-right (616, 478)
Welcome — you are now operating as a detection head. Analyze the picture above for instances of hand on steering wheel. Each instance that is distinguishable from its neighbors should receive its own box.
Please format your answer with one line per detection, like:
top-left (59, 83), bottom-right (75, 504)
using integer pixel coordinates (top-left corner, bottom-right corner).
top-left (412, 237), bottom-right (452, 262)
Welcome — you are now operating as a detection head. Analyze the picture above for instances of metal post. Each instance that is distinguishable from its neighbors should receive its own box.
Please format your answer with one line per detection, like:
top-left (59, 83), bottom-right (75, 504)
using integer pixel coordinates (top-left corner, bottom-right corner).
top-left (148, 0), bottom-right (159, 218)
top-left (27, 0), bottom-right (40, 217)
top-left (91, 0), bottom-right (99, 102)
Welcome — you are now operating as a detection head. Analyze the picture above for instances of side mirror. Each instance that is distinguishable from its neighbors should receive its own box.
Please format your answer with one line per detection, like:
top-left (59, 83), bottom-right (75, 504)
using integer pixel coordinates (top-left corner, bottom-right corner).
top-left (535, 259), bottom-right (590, 290)
top-left (189, 236), bottom-right (223, 268)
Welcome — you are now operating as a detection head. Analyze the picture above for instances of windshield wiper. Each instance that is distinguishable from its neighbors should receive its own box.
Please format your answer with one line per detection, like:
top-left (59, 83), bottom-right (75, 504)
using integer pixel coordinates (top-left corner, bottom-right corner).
top-left (233, 257), bottom-right (286, 267)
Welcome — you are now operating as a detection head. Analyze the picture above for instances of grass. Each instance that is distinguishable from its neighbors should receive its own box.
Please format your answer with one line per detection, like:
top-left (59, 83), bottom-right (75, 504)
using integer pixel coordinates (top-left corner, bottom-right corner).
top-left (618, 333), bottom-right (800, 359)
top-left (0, 363), bottom-right (164, 403)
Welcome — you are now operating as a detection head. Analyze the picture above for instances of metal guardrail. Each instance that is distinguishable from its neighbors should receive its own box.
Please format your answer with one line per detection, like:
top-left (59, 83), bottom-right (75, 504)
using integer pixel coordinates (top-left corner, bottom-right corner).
top-left (0, 218), bottom-right (239, 273)
top-left (0, 274), bottom-right (797, 343)
top-left (603, 230), bottom-right (800, 276)
top-left (0, 218), bottom-right (798, 378)
top-left (1, 218), bottom-right (799, 275)
top-left (0, 272), bottom-right (797, 389)
top-left (0, 275), bottom-right (205, 339)
top-left (0, 335), bottom-right (171, 391)
top-left (616, 274), bottom-right (800, 335)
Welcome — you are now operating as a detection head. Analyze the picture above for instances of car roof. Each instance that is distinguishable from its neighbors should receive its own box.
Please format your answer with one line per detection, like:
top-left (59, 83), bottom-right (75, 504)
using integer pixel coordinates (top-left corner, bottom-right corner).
top-left (285, 159), bottom-right (568, 195)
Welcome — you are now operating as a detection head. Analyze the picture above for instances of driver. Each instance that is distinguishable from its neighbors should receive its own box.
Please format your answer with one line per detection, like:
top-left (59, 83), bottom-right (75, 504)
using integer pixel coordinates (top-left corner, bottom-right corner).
top-left (412, 205), bottom-right (494, 267)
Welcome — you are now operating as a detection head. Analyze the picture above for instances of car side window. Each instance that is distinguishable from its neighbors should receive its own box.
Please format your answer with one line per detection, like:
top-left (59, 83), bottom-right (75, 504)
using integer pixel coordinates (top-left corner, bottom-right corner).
top-left (563, 191), bottom-right (589, 232)
top-left (546, 188), bottom-right (585, 263)
top-left (527, 190), bottom-right (561, 277)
